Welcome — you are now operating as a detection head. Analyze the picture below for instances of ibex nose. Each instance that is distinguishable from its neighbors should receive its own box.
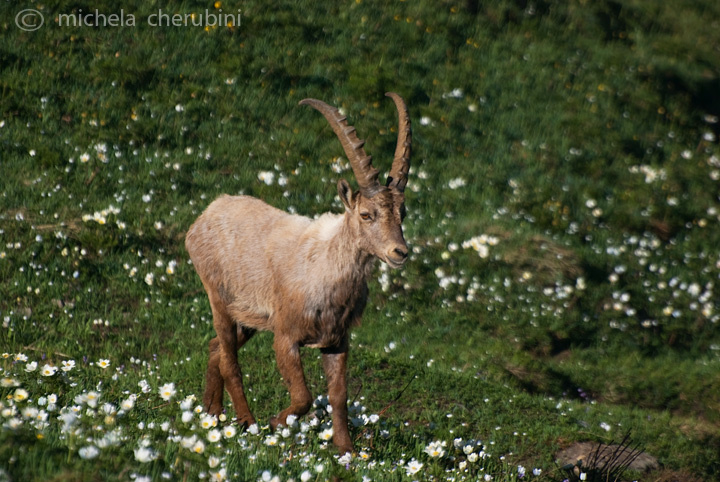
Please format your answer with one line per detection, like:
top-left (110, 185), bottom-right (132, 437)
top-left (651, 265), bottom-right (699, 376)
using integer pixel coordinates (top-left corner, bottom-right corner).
top-left (386, 245), bottom-right (408, 268)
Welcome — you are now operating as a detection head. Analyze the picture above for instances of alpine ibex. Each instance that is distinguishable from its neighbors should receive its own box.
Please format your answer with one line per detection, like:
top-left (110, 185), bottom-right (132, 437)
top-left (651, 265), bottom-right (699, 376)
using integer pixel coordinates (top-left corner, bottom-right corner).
top-left (185, 93), bottom-right (411, 454)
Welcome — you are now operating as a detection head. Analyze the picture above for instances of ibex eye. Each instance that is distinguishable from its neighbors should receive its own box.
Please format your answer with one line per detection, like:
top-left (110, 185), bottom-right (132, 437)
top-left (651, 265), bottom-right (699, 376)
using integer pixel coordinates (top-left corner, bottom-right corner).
top-left (360, 212), bottom-right (372, 221)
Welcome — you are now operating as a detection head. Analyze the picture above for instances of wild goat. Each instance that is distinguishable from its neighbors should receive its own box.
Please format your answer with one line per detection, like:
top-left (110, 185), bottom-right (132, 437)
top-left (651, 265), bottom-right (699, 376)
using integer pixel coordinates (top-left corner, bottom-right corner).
top-left (185, 93), bottom-right (411, 454)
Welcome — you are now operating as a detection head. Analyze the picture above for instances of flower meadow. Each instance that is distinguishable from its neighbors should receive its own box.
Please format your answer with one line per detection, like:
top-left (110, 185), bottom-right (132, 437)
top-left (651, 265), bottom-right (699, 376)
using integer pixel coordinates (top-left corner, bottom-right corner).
top-left (2, 0), bottom-right (720, 480)
top-left (1, 351), bottom-right (544, 482)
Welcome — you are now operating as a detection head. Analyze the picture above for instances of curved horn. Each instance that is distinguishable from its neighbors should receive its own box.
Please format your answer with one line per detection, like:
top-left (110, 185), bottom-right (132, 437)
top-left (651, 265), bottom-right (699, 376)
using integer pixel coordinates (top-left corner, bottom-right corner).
top-left (299, 98), bottom-right (382, 198)
top-left (385, 92), bottom-right (412, 192)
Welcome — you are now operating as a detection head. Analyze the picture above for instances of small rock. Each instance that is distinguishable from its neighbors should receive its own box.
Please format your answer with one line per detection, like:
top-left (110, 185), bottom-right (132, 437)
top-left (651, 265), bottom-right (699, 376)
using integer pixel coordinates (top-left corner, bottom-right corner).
top-left (557, 441), bottom-right (659, 473)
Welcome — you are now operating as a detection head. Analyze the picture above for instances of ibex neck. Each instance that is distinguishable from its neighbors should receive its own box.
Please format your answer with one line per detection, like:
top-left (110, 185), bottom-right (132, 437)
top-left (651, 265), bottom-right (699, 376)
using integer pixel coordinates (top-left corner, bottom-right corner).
top-left (311, 213), bottom-right (375, 282)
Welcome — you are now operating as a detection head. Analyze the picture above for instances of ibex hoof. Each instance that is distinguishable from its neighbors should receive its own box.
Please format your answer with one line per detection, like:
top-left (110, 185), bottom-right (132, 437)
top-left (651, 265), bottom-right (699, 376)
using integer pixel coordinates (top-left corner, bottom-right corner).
top-left (337, 446), bottom-right (354, 457)
top-left (269, 416), bottom-right (282, 431)
top-left (204, 402), bottom-right (224, 417)
top-left (236, 415), bottom-right (256, 429)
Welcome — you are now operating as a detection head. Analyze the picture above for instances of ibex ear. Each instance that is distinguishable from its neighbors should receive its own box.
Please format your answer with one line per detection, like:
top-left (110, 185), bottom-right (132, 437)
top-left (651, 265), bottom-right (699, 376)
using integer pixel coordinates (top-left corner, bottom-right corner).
top-left (337, 179), bottom-right (356, 212)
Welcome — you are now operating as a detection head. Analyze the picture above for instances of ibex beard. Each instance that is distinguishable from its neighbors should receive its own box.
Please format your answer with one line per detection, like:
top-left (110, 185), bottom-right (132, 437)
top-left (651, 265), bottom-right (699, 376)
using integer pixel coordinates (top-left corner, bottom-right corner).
top-left (185, 93), bottom-right (411, 454)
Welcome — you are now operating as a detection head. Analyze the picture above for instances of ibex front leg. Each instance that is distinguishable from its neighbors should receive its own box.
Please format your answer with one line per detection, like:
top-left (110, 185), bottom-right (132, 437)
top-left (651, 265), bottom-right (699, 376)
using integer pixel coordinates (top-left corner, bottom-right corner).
top-left (322, 341), bottom-right (352, 455)
top-left (270, 335), bottom-right (313, 430)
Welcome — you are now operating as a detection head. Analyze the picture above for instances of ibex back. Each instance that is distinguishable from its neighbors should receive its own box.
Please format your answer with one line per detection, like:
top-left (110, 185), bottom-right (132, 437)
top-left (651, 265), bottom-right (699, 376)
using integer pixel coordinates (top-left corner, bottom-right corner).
top-left (185, 93), bottom-right (411, 454)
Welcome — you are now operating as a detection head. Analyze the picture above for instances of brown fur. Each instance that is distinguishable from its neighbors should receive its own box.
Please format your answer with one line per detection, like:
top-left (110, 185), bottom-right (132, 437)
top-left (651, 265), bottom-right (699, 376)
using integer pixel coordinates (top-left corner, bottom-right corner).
top-left (185, 96), bottom-right (411, 454)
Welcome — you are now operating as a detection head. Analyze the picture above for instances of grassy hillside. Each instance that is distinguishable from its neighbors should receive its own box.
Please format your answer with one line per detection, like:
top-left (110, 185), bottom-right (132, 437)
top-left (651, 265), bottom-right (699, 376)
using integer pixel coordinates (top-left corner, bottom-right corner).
top-left (1, 0), bottom-right (719, 480)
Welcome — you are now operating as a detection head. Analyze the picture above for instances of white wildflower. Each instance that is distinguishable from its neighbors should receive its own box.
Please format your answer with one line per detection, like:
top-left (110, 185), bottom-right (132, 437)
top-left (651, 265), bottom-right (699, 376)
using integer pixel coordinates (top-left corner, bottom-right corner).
top-left (222, 425), bottom-right (236, 438)
top-left (159, 382), bottom-right (176, 401)
top-left (258, 171), bottom-right (275, 185)
top-left (134, 446), bottom-right (158, 463)
top-left (193, 440), bottom-right (205, 454)
top-left (319, 427), bottom-right (333, 441)
top-left (424, 440), bottom-right (446, 458)
top-left (264, 434), bottom-right (279, 446)
top-left (448, 177), bottom-right (466, 189)
top-left (406, 459), bottom-right (423, 475)
top-left (79, 445), bottom-right (100, 460)
top-left (200, 414), bottom-right (217, 429)
top-left (121, 395), bottom-right (136, 411)
top-left (207, 429), bottom-right (222, 443)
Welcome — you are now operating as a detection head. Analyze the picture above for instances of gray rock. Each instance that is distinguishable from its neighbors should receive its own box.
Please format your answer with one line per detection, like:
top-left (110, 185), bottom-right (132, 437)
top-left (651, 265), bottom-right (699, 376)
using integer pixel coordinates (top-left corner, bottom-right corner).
top-left (557, 441), bottom-right (659, 473)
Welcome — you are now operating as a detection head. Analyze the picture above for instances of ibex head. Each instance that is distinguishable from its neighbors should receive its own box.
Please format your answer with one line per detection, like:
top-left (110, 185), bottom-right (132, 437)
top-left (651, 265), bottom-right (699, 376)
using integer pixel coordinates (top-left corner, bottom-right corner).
top-left (300, 92), bottom-right (411, 268)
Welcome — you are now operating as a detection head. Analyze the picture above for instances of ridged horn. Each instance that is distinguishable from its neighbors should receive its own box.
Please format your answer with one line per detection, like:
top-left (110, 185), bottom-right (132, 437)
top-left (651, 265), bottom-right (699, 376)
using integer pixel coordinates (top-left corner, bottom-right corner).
top-left (385, 92), bottom-right (411, 193)
top-left (299, 98), bottom-right (382, 198)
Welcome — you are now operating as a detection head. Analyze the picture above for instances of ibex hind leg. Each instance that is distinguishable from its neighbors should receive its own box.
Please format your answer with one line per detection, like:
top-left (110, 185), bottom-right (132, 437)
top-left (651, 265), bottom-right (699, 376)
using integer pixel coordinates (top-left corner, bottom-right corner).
top-left (203, 326), bottom-right (255, 418)
top-left (203, 336), bottom-right (224, 415)
top-left (205, 292), bottom-right (257, 427)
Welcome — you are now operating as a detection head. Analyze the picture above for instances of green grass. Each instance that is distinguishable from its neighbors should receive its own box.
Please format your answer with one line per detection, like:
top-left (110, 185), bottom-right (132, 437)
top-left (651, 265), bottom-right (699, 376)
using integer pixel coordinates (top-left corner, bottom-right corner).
top-left (2, 0), bottom-right (720, 480)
